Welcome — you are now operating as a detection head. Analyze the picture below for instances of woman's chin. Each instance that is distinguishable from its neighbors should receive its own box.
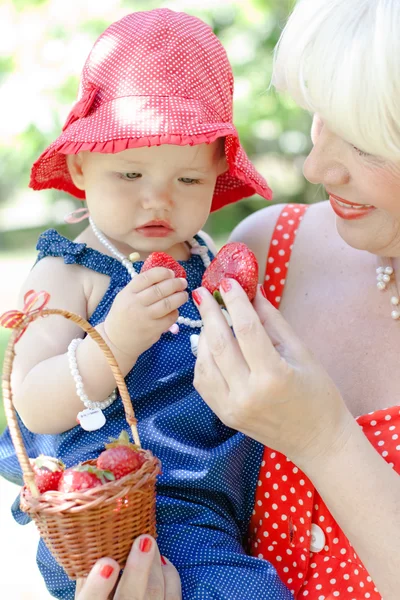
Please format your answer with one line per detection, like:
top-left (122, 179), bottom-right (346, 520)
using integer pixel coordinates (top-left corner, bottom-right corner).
top-left (335, 215), bottom-right (399, 255)
top-left (336, 217), bottom-right (380, 252)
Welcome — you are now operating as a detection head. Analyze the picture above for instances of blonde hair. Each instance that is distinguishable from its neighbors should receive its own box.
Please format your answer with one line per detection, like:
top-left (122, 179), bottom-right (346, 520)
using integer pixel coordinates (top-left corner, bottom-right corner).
top-left (272, 0), bottom-right (400, 160)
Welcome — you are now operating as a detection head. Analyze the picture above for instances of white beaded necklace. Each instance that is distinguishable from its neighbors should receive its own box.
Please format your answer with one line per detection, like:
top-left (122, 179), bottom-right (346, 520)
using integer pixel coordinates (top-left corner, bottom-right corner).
top-left (376, 258), bottom-right (400, 320)
top-left (89, 217), bottom-right (208, 333)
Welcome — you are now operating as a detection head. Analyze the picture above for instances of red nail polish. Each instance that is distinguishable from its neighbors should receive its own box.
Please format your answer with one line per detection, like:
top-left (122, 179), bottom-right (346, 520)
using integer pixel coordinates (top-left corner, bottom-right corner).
top-left (139, 536), bottom-right (152, 553)
top-left (260, 285), bottom-right (267, 299)
top-left (192, 289), bottom-right (202, 305)
top-left (161, 555), bottom-right (167, 565)
top-left (100, 565), bottom-right (114, 579)
top-left (220, 279), bottom-right (232, 293)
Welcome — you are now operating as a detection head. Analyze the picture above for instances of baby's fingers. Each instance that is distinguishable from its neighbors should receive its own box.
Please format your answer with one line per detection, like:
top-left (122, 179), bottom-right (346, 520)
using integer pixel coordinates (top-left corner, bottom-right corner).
top-left (127, 267), bottom-right (175, 293)
top-left (148, 291), bottom-right (189, 319)
top-left (139, 277), bottom-right (188, 307)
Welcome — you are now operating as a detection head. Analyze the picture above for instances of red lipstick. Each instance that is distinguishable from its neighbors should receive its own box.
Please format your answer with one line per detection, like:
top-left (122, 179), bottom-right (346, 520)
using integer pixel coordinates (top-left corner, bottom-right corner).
top-left (328, 193), bottom-right (376, 221)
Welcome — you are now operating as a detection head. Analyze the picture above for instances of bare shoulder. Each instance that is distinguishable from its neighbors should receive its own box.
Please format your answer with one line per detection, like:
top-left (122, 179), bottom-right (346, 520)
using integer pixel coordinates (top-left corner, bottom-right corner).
top-left (292, 200), bottom-right (338, 262)
top-left (300, 199), bottom-right (335, 229)
top-left (229, 201), bottom-right (336, 280)
top-left (20, 255), bottom-right (89, 314)
top-left (229, 203), bottom-right (289, 282)
top-left (11, 256), bottom-right (89, 389)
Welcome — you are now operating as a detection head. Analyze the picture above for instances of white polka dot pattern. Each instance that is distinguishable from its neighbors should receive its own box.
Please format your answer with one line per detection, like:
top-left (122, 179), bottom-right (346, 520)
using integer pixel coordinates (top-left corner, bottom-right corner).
top-left (0, 229), bottom-right (292, 600)
top-left (29, 9), bottom-right (272, 211)
top-left (251, 204), bottom-right (399, 598)
top-left (264, 204), bottom-right (307, 308)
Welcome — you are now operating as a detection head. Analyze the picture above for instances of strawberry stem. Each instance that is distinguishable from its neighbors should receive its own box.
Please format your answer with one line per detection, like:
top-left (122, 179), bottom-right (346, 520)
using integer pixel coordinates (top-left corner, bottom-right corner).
top-left (212, 290), bottom-right (226, 307)
top-left (105, 430), bottom-right (139, 451)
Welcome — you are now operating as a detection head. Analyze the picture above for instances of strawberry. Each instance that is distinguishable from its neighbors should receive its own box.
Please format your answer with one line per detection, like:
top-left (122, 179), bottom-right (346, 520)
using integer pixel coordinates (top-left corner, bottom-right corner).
top-left (97, 430), bottom-right (145, 480)
top-left (201, 242), bottom-right (259, 304)
top-left (30, 455), bottom-right (65, 493)
top-left (141, 252), bottom-right (187, 279)
top-left (58, 464), bottom-right (114, 493)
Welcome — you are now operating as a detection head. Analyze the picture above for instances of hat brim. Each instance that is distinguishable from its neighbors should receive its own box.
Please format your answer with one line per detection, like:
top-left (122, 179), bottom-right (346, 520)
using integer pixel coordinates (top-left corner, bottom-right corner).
top-left (30, 95), bottom-right (273, 211)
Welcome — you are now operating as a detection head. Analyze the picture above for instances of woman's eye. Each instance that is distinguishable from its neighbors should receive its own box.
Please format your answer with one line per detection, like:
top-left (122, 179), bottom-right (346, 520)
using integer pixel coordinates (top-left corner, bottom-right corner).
top-left (121, 172), bottom-right (141, 180)
top-left (179, 177), bottom-right (200, 185)
top-left (352, 146), bottom-right (370, 158)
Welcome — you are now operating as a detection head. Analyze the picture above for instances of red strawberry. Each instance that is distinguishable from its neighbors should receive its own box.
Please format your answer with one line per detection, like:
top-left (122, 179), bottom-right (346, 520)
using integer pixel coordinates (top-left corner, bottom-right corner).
top-left (141, 252), bottom-right (187, 279)
top-left (58, 464), bottom-right (114, 493)
top-left (30, 455), bottom-right (65, 493)
top-left (201, 242), bottom-right (259, 304)
top-left (97, 430), bottom-right (145, 480)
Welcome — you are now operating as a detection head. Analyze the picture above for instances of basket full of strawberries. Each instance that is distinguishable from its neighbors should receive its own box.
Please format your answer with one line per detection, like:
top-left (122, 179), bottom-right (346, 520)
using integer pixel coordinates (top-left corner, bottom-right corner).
top-left (0, 294), bottom-right (160, 580)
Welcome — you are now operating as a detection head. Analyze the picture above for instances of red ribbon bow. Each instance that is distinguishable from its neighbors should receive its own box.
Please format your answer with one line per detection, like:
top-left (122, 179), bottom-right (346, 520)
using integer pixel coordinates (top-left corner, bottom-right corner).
top-left (62, 82), bottom-right (100, 131)
top-left (0, 290), bottom-right (50, 342)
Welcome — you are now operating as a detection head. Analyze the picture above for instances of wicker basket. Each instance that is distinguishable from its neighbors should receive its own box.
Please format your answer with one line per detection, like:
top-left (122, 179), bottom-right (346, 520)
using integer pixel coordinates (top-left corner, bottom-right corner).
top-left (1, 303), bottom-right (161, 580)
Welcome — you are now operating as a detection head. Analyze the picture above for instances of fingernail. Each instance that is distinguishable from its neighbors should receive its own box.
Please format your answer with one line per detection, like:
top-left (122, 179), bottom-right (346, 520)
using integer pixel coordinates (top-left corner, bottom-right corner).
top-left (180, 278), bottom-right (188, 288)
top-left (161, 555), bottom-right (167, 566)
top-left (169, 269), bottom-right (176, 277)
top-left (139, 536), bottom-right (152, 553)
top-left (220, 279), bottom-right (232, 293)
top-left (260, 285), bottom-right (267, 299)
top-left (100, 564), bottom-right (114, 579)
top-left (192, 289), bottom-right (203, 306)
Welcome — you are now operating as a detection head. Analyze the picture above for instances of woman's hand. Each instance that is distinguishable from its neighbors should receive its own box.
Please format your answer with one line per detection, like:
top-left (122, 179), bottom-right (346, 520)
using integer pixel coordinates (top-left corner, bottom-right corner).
top-left (75, 535), bottom-right (181, 600)
top-left (193, 280), bottom-right (354, 468)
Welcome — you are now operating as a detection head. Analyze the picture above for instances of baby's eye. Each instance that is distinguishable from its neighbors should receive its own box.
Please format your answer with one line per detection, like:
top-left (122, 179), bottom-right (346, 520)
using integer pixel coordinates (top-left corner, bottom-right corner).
top-left (179, 177), bottom-right (200, 185)
top-left (352, 145), bottom-right (370, 158)
top-left (120, 172), bottom-right (142, 180)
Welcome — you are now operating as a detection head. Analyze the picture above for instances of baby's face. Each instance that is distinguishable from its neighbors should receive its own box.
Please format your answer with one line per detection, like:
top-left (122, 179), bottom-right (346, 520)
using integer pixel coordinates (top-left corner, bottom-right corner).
top-left (67, 141), bottom-right (227, 258)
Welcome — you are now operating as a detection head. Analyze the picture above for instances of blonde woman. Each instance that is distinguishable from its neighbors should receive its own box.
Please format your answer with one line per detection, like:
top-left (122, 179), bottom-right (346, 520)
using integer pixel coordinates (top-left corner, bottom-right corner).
top-left (193, 1), bottom-right (400, 598)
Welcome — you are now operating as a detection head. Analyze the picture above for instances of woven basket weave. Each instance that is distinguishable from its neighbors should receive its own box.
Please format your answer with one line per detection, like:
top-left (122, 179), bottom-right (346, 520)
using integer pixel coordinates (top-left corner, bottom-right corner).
top-left (2, 306), bottom-right (161, 580)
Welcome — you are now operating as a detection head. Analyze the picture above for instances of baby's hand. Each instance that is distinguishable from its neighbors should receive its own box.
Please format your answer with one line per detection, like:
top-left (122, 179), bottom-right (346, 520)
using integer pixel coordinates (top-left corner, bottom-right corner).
top-left (104, 268), bottom-right (188, 360)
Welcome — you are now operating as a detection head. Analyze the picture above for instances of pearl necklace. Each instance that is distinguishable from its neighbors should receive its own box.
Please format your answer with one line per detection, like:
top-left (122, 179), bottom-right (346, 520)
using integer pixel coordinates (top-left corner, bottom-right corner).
top-left (376, 258), bottom-right (400, 320)
top-left (89, 217), bottom-right (209, 332)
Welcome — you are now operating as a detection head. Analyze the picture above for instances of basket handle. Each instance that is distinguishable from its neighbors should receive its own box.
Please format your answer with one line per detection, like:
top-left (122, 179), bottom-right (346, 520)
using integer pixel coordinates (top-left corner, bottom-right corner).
top-left (2, 307), bottom-right (140, 497)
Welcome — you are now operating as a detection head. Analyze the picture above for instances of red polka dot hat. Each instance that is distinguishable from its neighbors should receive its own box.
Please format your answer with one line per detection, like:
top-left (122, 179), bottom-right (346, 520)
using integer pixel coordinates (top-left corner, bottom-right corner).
top-left (30, 9), bottom-right (272, 212)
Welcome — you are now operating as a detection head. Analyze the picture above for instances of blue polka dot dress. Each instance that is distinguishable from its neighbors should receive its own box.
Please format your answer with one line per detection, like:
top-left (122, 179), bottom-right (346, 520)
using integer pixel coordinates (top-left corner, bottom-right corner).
top-left (0, 230), bottom-right (291, 600)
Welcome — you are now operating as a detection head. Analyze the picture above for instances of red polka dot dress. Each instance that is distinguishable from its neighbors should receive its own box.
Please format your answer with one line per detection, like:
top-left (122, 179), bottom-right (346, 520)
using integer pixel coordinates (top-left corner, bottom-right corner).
top-left (249, 203), bottom-right (400, 599)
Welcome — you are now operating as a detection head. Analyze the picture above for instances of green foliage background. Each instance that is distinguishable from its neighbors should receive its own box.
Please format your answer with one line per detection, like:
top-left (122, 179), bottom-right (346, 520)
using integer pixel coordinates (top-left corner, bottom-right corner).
top-left (0, 0), bottom-right (324, 432)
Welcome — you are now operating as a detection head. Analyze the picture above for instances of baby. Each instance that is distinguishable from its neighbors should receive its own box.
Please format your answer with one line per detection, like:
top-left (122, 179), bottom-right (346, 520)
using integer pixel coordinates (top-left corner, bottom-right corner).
top-left (0, 9), bottom-right (291, 600)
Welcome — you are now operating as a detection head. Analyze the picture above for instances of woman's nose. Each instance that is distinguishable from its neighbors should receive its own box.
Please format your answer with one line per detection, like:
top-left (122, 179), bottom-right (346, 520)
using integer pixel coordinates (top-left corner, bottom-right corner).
top-left (303, 128), bottom-right (350, 188)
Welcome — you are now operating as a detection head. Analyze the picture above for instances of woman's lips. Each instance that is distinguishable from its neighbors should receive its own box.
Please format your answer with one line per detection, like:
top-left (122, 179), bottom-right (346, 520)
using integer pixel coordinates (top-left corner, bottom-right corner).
top-left (329, 194), bottom-right (376, 221)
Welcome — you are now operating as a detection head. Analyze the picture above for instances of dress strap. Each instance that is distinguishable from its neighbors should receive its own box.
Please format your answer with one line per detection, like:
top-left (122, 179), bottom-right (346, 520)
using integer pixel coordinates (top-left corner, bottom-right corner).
top-left (263, 204), bottom-right (309, 308)
top-left (36, 229), bottom-right (122, 278)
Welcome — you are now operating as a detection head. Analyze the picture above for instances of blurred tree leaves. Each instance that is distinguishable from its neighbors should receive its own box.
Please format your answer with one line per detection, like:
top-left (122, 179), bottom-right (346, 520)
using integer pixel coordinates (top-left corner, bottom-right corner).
top-left (12, 0), bottom-right (47, 10)
top-left (0, 0), bottom-right (323, 242)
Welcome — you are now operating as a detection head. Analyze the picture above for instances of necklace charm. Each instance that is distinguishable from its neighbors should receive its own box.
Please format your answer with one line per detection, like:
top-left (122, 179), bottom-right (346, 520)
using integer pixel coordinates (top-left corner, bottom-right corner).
top-left (190, 334), bottom-right (200, 357)
top-left (77, 407), bottom-right (106, 431)
top-left (169, 323), bottom-right (180, 335)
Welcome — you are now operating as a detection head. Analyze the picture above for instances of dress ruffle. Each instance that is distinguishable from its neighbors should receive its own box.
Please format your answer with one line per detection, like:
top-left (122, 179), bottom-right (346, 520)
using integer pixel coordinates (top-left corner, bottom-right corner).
top-left (37, 230), bottom-right (87, 264)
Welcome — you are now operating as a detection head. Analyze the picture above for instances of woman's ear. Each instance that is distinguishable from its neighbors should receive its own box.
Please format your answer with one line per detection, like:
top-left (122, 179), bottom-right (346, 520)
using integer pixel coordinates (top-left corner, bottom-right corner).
top-left (66, 153), bottom-right (86, 190)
